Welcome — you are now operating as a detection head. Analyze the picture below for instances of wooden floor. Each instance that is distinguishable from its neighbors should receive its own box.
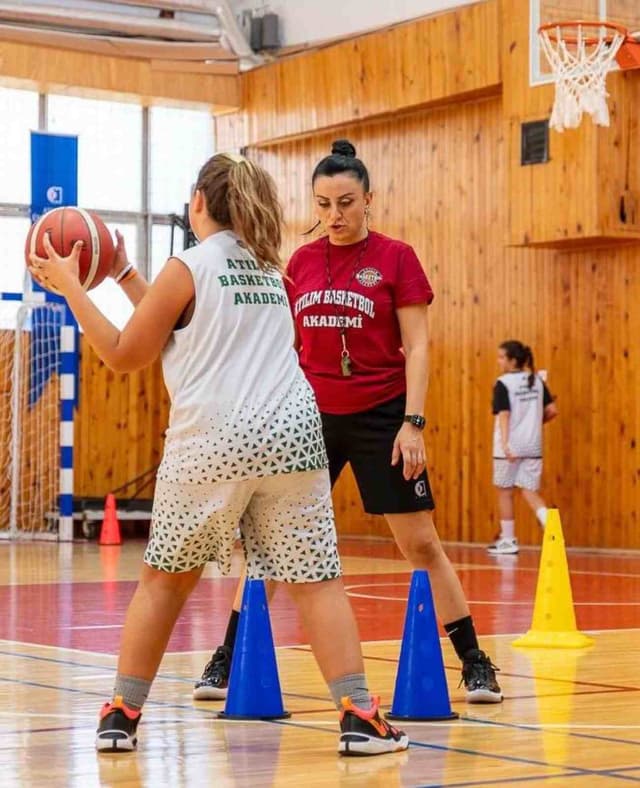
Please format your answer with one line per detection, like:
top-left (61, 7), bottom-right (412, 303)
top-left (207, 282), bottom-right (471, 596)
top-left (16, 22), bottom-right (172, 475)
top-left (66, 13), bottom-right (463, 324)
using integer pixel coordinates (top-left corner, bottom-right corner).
top-left (1, 538), bottom-right (639, 787)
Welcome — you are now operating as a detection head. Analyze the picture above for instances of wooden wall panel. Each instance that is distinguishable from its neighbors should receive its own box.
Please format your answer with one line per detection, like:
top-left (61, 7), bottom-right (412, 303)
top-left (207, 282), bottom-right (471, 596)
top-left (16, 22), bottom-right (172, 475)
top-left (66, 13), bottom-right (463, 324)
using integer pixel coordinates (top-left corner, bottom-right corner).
top-left (9, 0), bottom-right (634, 550)
top-left (74, 341), bottom-right (169, 500)
top-left (502, 0), bottom-right (640, 246)
top-left (216, 0), bottom-right (501, 150)
top-left (0, 39), bottom-right (239, 109)
top-left (243, 98), bottom-right (640, 550)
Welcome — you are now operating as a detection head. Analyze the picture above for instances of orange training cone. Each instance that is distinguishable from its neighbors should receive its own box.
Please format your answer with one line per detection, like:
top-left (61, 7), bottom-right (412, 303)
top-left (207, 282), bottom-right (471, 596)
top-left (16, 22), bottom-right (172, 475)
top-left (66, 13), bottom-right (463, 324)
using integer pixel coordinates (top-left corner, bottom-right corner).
top-left (99, 493), bottom-right (122, 546)
top-left (512, 509), bottom-right (593, 649)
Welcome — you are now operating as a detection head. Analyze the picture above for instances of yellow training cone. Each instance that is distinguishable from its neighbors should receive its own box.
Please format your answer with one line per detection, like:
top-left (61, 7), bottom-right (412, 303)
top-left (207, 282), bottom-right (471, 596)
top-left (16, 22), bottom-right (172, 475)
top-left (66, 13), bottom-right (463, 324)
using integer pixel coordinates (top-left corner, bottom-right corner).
top-left (513, 510), bottom-right (594, 649)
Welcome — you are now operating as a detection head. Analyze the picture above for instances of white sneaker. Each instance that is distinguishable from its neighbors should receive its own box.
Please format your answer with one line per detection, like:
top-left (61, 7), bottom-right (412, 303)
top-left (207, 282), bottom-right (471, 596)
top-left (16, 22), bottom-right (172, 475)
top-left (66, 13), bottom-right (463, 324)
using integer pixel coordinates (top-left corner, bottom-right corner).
top-left (487, 537), bottom-right (519, 555)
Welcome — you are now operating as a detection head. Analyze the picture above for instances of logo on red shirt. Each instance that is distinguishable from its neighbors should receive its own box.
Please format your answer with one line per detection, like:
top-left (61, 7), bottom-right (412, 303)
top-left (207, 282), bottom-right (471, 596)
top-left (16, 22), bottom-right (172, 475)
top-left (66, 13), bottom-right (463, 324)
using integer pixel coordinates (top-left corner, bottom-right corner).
top-left (356, 267), bottom-right (383, 288)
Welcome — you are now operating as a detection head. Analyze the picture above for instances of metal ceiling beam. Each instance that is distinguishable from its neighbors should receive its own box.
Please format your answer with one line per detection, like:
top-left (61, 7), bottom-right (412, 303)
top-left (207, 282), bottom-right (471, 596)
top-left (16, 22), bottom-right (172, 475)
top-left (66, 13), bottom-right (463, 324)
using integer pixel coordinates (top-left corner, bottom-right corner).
top-left (0, 23), bottom-right (235, 59)
top-left (0, 3), bottom-right (220, 40)
top-left (94, 0), bottom-right (233, 15)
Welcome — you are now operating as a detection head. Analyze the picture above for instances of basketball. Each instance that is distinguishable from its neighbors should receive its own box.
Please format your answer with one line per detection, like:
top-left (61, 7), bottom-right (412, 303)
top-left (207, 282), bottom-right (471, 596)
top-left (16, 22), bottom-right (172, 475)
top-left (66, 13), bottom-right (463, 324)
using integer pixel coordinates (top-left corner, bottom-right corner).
top-left (25, 207), bottom-right (114, 293)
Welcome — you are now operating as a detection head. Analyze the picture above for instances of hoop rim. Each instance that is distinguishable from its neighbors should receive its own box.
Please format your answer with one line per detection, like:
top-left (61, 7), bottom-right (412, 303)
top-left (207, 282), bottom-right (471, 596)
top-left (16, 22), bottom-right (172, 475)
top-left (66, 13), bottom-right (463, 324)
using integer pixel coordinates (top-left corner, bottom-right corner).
top-left (538, 19), bottom-right (628, 45)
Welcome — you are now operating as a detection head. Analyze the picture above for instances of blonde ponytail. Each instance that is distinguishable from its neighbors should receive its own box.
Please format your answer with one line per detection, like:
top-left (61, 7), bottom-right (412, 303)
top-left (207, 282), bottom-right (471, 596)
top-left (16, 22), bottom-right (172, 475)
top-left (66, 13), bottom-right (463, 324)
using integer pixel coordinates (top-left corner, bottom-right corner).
top-left (227, 158), bottom-right (283, 271)
top-left (195, 153), bottom-right (283, 273)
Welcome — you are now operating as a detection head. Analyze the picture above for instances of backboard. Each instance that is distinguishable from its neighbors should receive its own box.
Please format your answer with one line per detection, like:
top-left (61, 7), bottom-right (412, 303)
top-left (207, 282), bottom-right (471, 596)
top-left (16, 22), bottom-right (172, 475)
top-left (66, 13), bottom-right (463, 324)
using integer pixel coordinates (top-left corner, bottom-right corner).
top-left (530, 0), bottom-right (640, 85)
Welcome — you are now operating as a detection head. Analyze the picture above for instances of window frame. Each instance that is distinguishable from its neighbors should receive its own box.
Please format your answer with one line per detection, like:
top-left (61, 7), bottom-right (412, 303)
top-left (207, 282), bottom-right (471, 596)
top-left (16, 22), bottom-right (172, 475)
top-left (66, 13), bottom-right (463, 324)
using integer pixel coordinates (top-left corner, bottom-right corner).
top-left (0, 90), bottom-right (213, 285)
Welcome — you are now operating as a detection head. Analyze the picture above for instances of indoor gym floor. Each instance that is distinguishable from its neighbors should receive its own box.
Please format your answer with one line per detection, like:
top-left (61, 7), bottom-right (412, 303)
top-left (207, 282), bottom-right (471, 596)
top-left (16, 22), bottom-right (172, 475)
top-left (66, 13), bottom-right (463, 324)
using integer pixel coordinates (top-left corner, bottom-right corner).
top-left (1, 537), bottom-right (639, 787)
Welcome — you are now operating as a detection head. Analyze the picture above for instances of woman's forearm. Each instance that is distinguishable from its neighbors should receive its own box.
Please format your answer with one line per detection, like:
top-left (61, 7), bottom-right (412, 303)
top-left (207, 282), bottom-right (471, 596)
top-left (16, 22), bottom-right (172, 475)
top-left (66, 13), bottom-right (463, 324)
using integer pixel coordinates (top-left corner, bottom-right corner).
top-left (498, 411), bottom-right (510, 449)
top-left (119, 271), bottom-right (149, 307)
top-left (404, 344), bottom-right (428, 415)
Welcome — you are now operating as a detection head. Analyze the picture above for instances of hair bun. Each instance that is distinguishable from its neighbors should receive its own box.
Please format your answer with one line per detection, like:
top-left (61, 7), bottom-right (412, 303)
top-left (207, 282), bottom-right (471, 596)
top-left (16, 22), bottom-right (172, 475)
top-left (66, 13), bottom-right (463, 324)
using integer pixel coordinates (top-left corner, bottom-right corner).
top-left (331, 139), bottom-right (356, 158)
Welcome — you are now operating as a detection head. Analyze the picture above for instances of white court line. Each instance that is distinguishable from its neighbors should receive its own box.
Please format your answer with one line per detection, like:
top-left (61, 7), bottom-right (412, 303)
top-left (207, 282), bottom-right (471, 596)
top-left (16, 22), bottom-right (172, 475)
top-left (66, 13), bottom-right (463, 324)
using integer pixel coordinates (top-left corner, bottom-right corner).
top-left (71, 674), bottom-right (115, 681)
top-left (164, 628), bottom-right (640, 657)
top-left (344, 582), bottom-right (640, 605)
top-left (63, 625), bottom-right (122, 630)
top-left (0, 709), bottom-right (638, 731)
top-left (450, 562), bottom-right (640, 580)
top-left (0, 640), bottom-right (118, 659)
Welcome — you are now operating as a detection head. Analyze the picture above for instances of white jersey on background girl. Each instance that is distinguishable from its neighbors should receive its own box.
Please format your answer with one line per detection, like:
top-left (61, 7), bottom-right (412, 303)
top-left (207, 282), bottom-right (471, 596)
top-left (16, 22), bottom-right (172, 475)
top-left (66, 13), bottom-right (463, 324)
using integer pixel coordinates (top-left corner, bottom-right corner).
top-left (492, 372), bottom-right (553, 459)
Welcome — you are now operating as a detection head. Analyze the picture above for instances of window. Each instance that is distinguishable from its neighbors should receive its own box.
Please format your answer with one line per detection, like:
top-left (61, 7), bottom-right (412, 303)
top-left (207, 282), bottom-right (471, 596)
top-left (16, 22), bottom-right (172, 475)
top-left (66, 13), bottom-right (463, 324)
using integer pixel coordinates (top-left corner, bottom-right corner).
top-left (48, 96), bottom-right (143, 212)
top-left (88, 223), bottom-right (138, 330)
top-left (151, 224), bottom-right (174, 280)
top-left (0, 87), bottom-right (39, 204)
top-left (150, 106), bottom-right (214, 214)
top-left (2, 90), bottom-right (214, 325)
top-left (0, 216), bottom-right (31, 294)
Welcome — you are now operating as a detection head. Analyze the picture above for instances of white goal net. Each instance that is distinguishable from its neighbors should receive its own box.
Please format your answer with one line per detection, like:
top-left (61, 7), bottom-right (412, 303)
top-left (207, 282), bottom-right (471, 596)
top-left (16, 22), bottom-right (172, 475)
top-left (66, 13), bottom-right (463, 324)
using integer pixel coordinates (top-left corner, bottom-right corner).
top-left (0, 300), bottom-right (64, 539)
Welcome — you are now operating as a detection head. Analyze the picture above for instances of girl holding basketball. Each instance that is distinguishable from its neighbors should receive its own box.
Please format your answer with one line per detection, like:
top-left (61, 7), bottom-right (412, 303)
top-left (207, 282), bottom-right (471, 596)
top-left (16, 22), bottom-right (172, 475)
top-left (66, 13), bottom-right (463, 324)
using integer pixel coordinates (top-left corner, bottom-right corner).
top-left (196, 140), bottom-right (502, 705)
top-left (28, 153), bottom-right (408, 757)
top-left (488, 340), bottom-right (558, 555)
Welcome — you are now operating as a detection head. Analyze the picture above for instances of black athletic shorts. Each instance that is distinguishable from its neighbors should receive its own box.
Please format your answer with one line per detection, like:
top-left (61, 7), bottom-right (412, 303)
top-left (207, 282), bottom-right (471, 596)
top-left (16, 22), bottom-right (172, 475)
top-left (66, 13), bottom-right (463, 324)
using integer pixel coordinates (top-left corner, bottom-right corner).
top-left (320, 393), bottom-right (435, 515)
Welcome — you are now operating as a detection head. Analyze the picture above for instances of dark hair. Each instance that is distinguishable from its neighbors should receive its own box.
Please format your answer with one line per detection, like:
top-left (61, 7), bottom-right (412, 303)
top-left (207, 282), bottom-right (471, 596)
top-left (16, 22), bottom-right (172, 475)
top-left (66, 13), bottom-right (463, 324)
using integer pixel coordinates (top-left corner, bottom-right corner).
top-left (311, 139), bottom-right (370, 191)
top-left (195, 153), bottom-right (283, 271)
top-left (500, 340), bottom-right (536, 389)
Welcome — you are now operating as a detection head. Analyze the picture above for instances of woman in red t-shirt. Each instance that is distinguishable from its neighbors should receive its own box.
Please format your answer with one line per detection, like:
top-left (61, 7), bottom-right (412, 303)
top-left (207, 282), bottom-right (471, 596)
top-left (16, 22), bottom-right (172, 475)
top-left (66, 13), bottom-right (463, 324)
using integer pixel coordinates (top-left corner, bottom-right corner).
top-left (195, 140), bottom-right (502, 704)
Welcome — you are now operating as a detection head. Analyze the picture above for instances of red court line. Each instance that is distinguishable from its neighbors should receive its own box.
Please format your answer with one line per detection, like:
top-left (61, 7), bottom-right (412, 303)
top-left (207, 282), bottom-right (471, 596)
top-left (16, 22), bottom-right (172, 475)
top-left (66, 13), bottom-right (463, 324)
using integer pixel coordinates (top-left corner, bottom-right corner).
top-left (1, 541), bottom-right (639, 652)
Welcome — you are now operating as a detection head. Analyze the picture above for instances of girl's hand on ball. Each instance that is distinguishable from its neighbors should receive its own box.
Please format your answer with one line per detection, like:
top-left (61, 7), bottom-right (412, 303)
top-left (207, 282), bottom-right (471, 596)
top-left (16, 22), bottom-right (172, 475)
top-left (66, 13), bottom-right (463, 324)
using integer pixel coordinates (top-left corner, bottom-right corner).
top-left (28, 233), bottom-right (83, 294)
top-left (111, 229), bottom-right (129, 279)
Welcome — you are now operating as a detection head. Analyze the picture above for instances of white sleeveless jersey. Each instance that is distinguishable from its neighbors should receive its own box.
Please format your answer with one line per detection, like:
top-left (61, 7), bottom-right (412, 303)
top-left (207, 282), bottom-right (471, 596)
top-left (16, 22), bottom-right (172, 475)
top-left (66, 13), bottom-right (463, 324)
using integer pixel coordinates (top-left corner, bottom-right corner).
top-left (492, 372), bottom-right (548, 459)
top-left (158, 230), bottom-right (327, 484)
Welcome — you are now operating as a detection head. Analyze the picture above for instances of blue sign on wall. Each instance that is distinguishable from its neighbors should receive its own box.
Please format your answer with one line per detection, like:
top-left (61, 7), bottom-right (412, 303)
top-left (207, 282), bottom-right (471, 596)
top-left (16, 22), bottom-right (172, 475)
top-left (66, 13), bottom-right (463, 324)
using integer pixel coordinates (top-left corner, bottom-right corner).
top-left (30, 131), bottom-right (78, 222)
top-left (29, 131), bottom-right (79, 406)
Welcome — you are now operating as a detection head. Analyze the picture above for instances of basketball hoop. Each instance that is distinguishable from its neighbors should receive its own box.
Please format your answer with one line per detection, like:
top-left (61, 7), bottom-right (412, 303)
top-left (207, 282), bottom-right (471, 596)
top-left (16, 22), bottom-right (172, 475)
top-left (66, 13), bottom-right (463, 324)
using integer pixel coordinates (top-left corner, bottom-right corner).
top-left (538, 20), bottom-right (630, 132)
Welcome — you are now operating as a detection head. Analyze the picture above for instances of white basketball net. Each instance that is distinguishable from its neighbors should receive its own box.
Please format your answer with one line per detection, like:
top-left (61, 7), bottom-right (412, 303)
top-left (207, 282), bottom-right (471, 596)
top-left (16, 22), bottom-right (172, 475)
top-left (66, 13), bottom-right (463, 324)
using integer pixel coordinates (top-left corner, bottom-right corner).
top-left (539, 23), bottom-right (626, 132)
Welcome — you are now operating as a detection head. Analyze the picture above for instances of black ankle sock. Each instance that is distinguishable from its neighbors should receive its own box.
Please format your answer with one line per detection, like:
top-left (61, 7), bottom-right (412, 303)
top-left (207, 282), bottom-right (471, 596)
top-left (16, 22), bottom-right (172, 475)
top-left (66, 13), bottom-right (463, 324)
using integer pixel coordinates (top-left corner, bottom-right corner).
top-left (444, 615), bottom-right (479, 661)
top-left (224, 609), bottom-right (240, 652)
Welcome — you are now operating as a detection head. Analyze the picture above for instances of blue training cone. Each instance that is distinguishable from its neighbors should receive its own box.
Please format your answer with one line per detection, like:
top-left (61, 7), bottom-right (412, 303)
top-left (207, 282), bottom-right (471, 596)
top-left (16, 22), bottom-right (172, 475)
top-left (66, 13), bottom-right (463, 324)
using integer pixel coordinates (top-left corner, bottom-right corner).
top-left (218, 579), bottom-right (290, 720)
top-left (387, 570), bottom-right (459, 721)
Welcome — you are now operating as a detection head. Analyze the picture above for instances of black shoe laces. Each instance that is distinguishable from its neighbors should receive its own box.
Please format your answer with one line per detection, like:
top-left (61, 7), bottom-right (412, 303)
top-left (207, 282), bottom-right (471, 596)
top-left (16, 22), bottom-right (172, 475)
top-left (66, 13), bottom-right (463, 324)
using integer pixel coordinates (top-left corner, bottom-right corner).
top-left (202, 647), bottom-right (229, 678)
top-left (459, 652), bottom-right (500, 688)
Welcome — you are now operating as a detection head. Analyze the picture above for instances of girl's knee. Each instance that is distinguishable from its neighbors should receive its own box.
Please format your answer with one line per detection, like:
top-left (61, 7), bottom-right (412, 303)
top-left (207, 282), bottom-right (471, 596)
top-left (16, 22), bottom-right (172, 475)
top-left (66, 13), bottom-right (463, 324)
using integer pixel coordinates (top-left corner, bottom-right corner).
top-left (140, 563), bottom-right (202, 597)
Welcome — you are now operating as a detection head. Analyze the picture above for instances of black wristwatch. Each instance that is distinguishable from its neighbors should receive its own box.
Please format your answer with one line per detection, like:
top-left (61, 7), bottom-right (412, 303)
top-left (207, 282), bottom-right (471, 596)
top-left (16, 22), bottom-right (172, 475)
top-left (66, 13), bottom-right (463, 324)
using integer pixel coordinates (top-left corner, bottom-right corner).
top-left (404, 414), bottom-right (426, 430)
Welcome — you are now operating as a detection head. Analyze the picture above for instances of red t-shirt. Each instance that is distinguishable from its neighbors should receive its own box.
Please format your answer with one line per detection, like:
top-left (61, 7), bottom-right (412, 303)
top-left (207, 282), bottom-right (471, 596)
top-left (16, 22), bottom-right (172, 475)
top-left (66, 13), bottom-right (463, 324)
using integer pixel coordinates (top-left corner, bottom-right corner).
top-left (285, 231), bottom-right (434, 415)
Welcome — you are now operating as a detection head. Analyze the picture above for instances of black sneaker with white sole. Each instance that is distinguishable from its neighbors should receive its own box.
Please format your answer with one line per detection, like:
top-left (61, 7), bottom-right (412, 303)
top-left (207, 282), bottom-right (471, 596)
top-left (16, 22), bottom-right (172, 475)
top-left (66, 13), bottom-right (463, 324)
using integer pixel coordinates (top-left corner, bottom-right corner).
top-left (461, 649), bottom-right (503, 703)
top-left (96, 697), bottom-right (141, 752)
top-left (339, 696), bottom-right (409, 756)
top-left (193, 645), bottom-right (231, 700)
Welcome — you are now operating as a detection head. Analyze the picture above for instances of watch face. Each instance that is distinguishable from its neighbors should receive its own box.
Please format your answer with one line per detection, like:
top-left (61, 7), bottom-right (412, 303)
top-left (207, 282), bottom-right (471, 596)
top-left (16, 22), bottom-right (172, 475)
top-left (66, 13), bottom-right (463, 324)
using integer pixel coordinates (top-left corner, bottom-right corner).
top-left (406, 415), bottom-right (425, 429)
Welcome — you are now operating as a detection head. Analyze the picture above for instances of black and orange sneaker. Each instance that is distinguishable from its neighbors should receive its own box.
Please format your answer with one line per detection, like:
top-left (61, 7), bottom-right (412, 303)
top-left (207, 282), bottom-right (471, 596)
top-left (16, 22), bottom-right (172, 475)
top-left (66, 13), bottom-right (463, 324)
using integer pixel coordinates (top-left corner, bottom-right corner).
top-left (95, 696), bottom-right (141, 752)
top-left (339, 696), bottom-right (409, 756)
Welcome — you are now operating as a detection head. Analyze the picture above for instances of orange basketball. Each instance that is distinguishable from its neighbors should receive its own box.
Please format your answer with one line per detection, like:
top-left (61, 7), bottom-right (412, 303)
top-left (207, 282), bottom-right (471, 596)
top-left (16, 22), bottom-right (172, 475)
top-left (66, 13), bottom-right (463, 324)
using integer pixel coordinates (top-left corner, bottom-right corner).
top-left (25, 207), bottom-right (115, 293)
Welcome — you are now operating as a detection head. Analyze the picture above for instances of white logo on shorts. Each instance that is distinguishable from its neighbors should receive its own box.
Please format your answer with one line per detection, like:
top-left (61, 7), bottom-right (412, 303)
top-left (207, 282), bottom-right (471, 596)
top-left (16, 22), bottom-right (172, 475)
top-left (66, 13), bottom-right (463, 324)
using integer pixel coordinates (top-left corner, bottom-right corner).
top-left (415, 481), bottom-right (427, 498)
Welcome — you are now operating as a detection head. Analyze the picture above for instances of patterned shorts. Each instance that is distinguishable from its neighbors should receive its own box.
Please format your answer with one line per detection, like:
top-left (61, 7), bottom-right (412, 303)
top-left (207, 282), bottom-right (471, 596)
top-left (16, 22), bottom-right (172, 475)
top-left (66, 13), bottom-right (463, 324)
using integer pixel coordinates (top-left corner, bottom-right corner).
top-left (144, 469), bottom-right (341, 582)
top-left (493, 458), bottom-right (542, 491)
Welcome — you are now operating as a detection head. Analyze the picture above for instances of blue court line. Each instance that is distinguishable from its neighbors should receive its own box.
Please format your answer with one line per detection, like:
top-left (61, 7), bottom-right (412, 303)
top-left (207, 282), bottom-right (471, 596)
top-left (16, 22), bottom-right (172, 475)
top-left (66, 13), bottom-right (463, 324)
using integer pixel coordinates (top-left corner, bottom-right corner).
top-left (0, 673), bottom-right (328, 720)
top-left (418, 770), bottom-right (640, 787)
top-left (293, 645), bottom-right (640, 695)
top-left (1, 673), bottom-right (638, 782)
top-left (0, 648), bottom-right (330, 705)
top-left (417, 773), bottom-right (586, 787)
top-left (3, 647), bottom-right (639, 751)
top-left (272, 717), bottom-right (638, 781)
top-left (462, 714), bottom-right (640, 748)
